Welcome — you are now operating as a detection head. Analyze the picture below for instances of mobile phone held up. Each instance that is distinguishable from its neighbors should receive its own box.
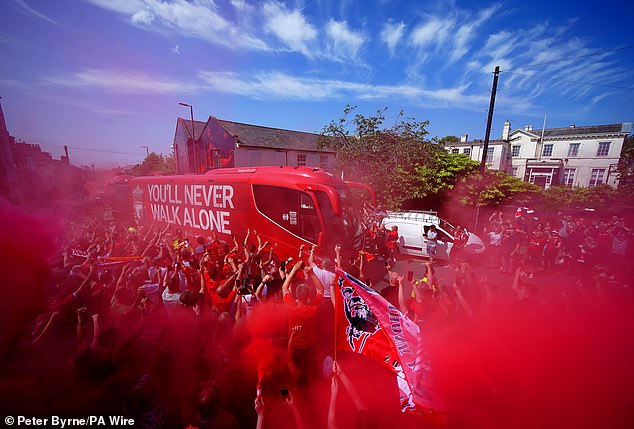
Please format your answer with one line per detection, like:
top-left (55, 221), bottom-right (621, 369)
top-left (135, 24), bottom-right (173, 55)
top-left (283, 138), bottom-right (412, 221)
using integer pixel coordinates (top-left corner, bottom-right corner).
top-left (407, 271), bottom-right (414, 282)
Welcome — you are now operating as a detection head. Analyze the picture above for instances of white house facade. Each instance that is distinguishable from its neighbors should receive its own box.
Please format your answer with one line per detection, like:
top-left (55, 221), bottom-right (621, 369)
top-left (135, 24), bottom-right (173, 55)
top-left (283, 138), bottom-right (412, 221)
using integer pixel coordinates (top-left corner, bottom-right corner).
top-left (509, 122), bottom-right (631, 189)
top-left (446, 121), bottom-right (632, 189)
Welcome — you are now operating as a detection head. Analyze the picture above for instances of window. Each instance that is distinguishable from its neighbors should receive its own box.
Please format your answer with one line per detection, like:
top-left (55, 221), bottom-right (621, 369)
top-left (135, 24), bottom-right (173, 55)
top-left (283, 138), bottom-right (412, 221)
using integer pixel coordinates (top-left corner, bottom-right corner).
top-left (567, 143), bottom-right (580, 157)
top-left (542, 144), bottom-right (553, 157)
top-left (512, 145), bottom-right (521, 157)
top-left (297, 153), bottom-right (306, 166)
top-left (596, 142), bottom-right (610, 157)
top-left (451, 148), bottom-right (459, 154)
top-left (319, 155), bottom-right (328, 170)
top-left (252, 185), bottom-right (319, 243)
top-left (463, 148), bottom-right (471, 156)
top-left (486, 147), bottom-right (494, 164)
top-left (512, 167), bottom-right (519, 177)
top-left (589, 169), bottom-right (605, 187)
top-left (212, 150), bottom-right (222, 168)
top-left (562, 168), bottom-right (575, 187)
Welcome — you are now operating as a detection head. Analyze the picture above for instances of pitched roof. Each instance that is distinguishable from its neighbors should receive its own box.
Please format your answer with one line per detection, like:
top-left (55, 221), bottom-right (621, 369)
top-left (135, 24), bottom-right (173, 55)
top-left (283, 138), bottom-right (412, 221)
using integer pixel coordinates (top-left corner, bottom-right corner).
top-left (177, 117), bottom-right (207, 140)
top-left (541, 124), bottom-right (627, 137)
top-left (513, 123), bottom-right (629, 139)
top-left (214, 118), bottom-right (333, 153)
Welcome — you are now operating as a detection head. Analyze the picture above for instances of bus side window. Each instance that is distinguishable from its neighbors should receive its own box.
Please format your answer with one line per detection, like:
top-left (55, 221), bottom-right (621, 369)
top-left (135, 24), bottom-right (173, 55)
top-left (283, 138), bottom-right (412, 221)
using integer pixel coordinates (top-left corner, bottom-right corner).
top-left (299, 193), bottom-right (318, 243)
top-left (252, 185), bottom-right (320, 243)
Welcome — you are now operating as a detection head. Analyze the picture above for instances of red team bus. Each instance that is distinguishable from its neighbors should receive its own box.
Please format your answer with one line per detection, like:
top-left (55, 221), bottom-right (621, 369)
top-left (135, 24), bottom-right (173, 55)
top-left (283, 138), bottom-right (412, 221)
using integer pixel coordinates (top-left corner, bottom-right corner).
top-left (130, 166), bottom-right (374, 261)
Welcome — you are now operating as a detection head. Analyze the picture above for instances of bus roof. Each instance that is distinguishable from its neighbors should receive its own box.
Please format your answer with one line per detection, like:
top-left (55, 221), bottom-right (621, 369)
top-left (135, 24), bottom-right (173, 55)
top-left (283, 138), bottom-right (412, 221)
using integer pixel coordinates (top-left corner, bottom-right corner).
top-left (132, 166), bottom-right (344, 187)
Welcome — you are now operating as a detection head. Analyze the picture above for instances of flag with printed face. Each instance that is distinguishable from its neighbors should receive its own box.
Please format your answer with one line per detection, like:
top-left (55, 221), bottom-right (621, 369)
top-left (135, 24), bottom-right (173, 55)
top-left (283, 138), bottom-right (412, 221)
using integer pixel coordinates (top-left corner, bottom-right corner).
top-left (334, 269), bottom-right (446, 423)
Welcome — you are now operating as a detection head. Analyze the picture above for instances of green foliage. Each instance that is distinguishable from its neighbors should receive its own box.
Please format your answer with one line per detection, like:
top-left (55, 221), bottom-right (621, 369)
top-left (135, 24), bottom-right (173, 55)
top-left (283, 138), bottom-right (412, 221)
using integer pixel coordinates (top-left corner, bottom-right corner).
top-left (320, 107), bottom-right (631, 213)
top-left (412, 151), bottom-right (479, 197)
top-left (320, 106), bottom-right (542, 210)
top-left (465, 171), bottom-right (540, 206)
top-left (130, 152), bottom-right (175, 176)
top-left (435, 135), bottom-right (461, 146)
top-left (538, 185), bottom-right (620, 211)
top-left (319, 105), bottom-right (436, 209)
top-left (616, 135), bottom-right (634, 194)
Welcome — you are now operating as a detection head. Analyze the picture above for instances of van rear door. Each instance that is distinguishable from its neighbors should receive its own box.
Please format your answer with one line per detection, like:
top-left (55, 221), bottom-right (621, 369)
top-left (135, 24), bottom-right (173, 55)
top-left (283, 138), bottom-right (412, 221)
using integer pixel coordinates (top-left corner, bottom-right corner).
top-left (394, 220), bottom-right (424, 257)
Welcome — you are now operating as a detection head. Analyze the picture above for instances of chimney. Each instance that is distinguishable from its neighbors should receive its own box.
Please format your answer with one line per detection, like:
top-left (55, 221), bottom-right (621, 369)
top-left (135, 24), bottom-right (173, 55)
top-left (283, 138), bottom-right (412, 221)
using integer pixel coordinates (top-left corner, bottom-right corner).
top-left (460, 134), bottom-right (468, 142)
top-left (502, 120), bottom-right (511, 141)
top-left (525, 125), bottom-right (533, 131)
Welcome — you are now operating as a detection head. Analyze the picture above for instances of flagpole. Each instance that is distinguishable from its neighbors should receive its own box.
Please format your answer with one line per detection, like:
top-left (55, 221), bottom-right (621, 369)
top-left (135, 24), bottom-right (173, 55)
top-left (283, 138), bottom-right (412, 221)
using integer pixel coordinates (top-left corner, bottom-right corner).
top-left (333, 274), bottom-right (339, 363)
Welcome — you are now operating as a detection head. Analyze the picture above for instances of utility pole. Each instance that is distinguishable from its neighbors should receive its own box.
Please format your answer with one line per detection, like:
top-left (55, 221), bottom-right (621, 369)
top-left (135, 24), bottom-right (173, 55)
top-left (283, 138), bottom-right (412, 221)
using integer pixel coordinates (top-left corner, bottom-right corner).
top-left (480, 66), bottom-right (500, 174)
top-left (179, 102), bottom-right (196, 173)
top-left (474, 65), bottom-right (500, 233)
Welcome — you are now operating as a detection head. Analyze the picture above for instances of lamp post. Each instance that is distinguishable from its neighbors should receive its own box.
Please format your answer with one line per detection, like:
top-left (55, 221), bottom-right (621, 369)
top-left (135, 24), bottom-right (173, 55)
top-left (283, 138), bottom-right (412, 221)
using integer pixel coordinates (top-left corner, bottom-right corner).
top-left (178, 102), bottom-right (197, 173)
top-left (141, 145), bottom-right (149, 159)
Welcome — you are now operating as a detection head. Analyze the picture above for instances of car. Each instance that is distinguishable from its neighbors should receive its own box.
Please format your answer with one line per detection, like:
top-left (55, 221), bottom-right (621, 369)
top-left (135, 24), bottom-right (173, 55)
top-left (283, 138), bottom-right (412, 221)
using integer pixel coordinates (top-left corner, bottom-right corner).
top-left (381, 210), bottom-right (485, 260)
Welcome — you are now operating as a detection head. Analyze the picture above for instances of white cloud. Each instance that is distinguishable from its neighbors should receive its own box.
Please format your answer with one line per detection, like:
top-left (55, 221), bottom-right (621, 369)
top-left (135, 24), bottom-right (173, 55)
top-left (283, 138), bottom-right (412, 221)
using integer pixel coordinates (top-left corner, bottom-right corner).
top-left (325, 19), bottom-right (365, 60)
top-left (411, 18), bottom-right (448, 48)
top-left (462, 16), bottom-right (631, 112)
top-left (12, 0), bottom-right (62, 27)
top-left (44, 69), bottom-right (199, 94)
top-left (197, 69), bottom-right (489, 109)
top-left (262, 1), bottom-right (317, 56)
top-left (83, 0), bottom-right (144, 15)
top-left (450, 4), bottom-right (499, 62)
top-left (131, 8), bottom-right (155, 25)
top-left (380, 21), bottom-right (406, 56)
top-left (84, 0), bottom-right (269, 52)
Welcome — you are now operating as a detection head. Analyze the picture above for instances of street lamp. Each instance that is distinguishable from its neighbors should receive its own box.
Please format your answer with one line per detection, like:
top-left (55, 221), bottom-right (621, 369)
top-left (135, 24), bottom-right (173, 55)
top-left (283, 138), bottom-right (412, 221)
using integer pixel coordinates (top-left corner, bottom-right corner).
top-left (141, 145), bottom-right (149, 158)
top-left (178, 102), bottom-right (197, 173)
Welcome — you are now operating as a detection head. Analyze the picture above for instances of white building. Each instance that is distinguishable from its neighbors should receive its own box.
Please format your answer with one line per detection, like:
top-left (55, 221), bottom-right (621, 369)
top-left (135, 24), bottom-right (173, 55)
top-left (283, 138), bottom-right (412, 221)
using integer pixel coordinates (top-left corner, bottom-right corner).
top-left (446, 121), bottom-right (632, 189)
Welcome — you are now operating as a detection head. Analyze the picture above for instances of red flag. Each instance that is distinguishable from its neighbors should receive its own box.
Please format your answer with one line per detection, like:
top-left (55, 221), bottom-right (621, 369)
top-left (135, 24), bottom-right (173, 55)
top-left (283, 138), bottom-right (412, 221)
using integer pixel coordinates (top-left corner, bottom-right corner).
top-left (334, 269), bottom-right (446, 423)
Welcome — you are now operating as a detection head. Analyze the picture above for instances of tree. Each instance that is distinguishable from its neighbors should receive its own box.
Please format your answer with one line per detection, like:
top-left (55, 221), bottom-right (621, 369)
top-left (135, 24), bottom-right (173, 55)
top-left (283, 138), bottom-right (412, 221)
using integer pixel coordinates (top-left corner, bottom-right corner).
top-left (435, 135), bottom-right (461, 146)
top-left (130, 152), bottom-right (175, 176)
top-left (410, 151), bottom-right (480, 198)
top-left (538, 184), bottom-right (620, 212)
top-left (616, 134), bottom-right (634, 195)
top-left (319, 105), bottom-right (437, 208)
top-left (456, 170), bottom-right (541, 206)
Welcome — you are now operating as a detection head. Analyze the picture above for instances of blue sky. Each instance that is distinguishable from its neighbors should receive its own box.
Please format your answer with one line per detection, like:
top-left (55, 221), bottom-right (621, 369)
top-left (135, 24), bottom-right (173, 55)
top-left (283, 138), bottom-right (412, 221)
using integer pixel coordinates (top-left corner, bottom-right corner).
top-left (1, 0), bottom-right (632, 167)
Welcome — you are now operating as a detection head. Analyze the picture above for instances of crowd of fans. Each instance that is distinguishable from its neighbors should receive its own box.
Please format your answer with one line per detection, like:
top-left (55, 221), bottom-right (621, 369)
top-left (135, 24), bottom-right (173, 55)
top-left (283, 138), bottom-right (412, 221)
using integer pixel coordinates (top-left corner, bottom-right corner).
top-left (1, 202), bottom-right (633, 429)
top-left (482, 209), bottom-right (633, 285)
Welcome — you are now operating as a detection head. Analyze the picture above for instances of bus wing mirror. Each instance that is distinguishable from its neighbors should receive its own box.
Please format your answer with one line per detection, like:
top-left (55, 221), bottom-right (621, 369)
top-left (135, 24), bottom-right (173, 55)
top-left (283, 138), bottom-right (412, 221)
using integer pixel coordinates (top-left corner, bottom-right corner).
top-left (317, 232), bottom-right (325, 248)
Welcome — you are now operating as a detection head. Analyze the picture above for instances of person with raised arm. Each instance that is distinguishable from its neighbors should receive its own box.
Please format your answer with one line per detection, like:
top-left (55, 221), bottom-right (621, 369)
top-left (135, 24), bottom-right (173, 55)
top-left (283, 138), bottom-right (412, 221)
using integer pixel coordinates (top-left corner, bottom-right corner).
top-left (282, 259), bottom-right (324, 388)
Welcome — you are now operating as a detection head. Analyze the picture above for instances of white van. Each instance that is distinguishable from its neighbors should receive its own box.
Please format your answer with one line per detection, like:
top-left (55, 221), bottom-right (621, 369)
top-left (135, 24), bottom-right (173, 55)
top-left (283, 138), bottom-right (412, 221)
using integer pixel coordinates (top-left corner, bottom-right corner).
top-left (381, 211), bottom-right (485, 260)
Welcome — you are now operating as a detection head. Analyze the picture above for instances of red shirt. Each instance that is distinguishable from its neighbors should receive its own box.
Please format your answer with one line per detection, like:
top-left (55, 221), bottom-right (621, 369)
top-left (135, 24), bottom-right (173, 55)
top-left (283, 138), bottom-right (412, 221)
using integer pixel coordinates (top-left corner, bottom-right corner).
top-left (204, 272), bottom-right (235, 313)
top-left (386, 230), bottom-right (399, 249)
top-left (453, 230), bottom-right (468, 248)
top-left (284, 292), bottom-right (322, 349)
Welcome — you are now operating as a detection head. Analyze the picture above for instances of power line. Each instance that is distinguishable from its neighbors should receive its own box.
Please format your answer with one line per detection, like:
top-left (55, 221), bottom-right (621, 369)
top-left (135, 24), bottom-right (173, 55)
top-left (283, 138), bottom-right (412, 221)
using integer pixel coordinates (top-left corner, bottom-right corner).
top-left (67, 147), bottom-right (143, 156)
top-left (503, 45), bottom-right (634, 72)
top-left (501, 69), bottom-right (634, 91)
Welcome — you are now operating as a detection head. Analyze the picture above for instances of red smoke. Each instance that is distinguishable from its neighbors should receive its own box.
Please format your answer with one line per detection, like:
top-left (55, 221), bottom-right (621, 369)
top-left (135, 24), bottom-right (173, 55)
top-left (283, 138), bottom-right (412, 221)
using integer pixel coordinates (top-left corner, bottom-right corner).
top-left (0, 200), bottom-right (57, 360)
top-left (428, 293), bottom-right (634, 429)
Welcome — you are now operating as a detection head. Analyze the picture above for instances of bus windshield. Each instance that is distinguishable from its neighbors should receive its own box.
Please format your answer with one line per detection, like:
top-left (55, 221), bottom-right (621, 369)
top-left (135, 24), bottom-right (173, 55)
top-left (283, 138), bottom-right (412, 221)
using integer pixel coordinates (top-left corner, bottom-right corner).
top-left (338, 187), bottom-right (362, 242)
top-left (314, 188), bottom-right (363, 251)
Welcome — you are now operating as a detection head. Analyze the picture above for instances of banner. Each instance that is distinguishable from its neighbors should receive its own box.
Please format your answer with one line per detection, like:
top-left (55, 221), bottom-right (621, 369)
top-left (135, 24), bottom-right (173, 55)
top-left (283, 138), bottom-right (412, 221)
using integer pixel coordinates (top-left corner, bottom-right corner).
top-left (334, 269), bottom-right (446, 423)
